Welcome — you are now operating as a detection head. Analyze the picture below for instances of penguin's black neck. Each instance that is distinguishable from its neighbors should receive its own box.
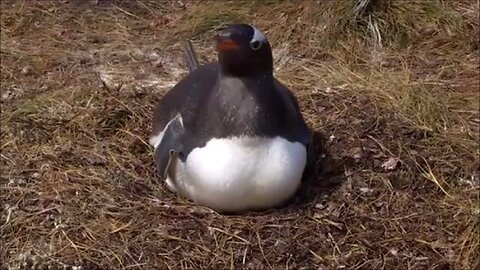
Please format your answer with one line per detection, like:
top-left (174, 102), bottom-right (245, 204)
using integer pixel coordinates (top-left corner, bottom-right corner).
top-left (216, 70), bottom-right (275, 97)
top-left (219, 65), bottom-right (273, 78)
top-left (210, 69), bottom-right (287, 138)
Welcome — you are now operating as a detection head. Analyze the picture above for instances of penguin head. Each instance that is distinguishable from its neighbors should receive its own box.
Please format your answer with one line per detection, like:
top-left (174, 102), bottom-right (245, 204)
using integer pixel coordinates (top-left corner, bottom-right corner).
top-left (216, 23), bottom-right (273, 77)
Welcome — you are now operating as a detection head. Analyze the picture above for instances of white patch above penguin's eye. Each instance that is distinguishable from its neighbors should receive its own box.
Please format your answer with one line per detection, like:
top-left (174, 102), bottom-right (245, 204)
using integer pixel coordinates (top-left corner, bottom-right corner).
top-left (250, 25), bottom-right (267, 51)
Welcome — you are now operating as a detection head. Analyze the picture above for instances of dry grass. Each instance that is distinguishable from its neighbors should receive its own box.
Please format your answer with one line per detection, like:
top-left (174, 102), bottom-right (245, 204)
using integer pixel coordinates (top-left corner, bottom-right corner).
top-left (1, 0), bottom-right (479, 269)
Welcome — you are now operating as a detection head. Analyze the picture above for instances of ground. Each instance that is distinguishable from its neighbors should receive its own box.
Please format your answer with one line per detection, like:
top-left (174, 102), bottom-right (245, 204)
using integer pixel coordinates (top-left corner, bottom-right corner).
top-left (1, 0), bottom-right (479, 269)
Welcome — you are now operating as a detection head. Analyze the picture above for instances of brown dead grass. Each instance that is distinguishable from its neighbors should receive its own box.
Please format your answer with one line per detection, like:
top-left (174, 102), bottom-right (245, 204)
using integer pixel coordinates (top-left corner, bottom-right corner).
top-left (1, 0), bottom-right (479, 269)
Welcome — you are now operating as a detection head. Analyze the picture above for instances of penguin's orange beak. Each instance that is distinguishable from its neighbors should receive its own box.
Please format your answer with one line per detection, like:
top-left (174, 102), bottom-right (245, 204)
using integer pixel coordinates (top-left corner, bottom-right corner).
top-left (217, 39), bottom-right (240, 52)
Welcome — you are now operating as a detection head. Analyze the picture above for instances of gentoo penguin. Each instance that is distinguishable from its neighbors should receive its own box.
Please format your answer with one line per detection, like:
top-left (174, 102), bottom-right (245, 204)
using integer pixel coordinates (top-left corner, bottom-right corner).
top-left (149, 23), bottom-right (312, 213)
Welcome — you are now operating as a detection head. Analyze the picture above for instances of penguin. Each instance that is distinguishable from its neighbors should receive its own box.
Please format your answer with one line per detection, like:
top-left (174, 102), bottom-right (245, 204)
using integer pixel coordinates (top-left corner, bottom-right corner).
top-left (149, 23), bottom-right (312, 213)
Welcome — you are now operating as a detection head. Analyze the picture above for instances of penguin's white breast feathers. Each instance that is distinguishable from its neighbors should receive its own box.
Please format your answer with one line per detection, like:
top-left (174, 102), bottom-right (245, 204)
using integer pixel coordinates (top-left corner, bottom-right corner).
top-left (174, 136), bottom-right (307, 211)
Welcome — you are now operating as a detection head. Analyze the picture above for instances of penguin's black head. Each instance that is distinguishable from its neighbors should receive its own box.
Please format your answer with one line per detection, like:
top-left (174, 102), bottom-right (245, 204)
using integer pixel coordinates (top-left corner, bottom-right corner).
top-left (216, 23), bottom-right (273, 77)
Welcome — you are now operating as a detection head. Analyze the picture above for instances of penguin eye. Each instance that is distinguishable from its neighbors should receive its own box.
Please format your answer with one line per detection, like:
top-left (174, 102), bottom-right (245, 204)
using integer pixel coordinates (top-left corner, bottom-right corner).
top-left (250, 40), bottom-right (262, 50)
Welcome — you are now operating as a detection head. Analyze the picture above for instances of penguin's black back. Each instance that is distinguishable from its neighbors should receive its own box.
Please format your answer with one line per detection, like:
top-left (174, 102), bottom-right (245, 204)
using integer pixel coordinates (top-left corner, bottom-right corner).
top-left (152, 62), bottom-right (219, 136)
top-left (152, 61), bottom-right (309, 161)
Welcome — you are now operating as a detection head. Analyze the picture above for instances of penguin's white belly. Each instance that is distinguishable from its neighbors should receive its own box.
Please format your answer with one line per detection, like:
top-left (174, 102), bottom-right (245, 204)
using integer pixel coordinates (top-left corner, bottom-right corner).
top-left (171, 136), bottom-right (307, 212)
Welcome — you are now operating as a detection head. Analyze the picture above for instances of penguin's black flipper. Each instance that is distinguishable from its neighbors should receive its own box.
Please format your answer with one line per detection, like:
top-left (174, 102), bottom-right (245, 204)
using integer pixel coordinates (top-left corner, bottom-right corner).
top-left (153, 114), bottom-right (185, 180)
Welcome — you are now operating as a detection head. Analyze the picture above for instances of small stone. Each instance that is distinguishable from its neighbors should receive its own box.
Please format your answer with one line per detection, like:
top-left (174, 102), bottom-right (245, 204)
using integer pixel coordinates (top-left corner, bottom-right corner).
top-left (130, 48), bottom-right (144, 60)
top-left (147, 51), bottom-right (161, 62)
top-left (374, 201), bottom-right (384, 209)
top-left (359, 187), bottom-right (373, 194)
top-left (98, 70), bottom-right (121, 90)
top-left (313, 212), bottom-right (328, 219)
top-left (351, 147), bottom-right (363, 160)
top-left (21, 65), bottom-right (33, 75)
top-left (274, 239), bottom-right (285, 246)
top-left (1, 89), bottom-right (19, 100)
top-left (315, 202), bottom-right (327, 210)
top-left (381, 157), bottom-right (401, 171)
